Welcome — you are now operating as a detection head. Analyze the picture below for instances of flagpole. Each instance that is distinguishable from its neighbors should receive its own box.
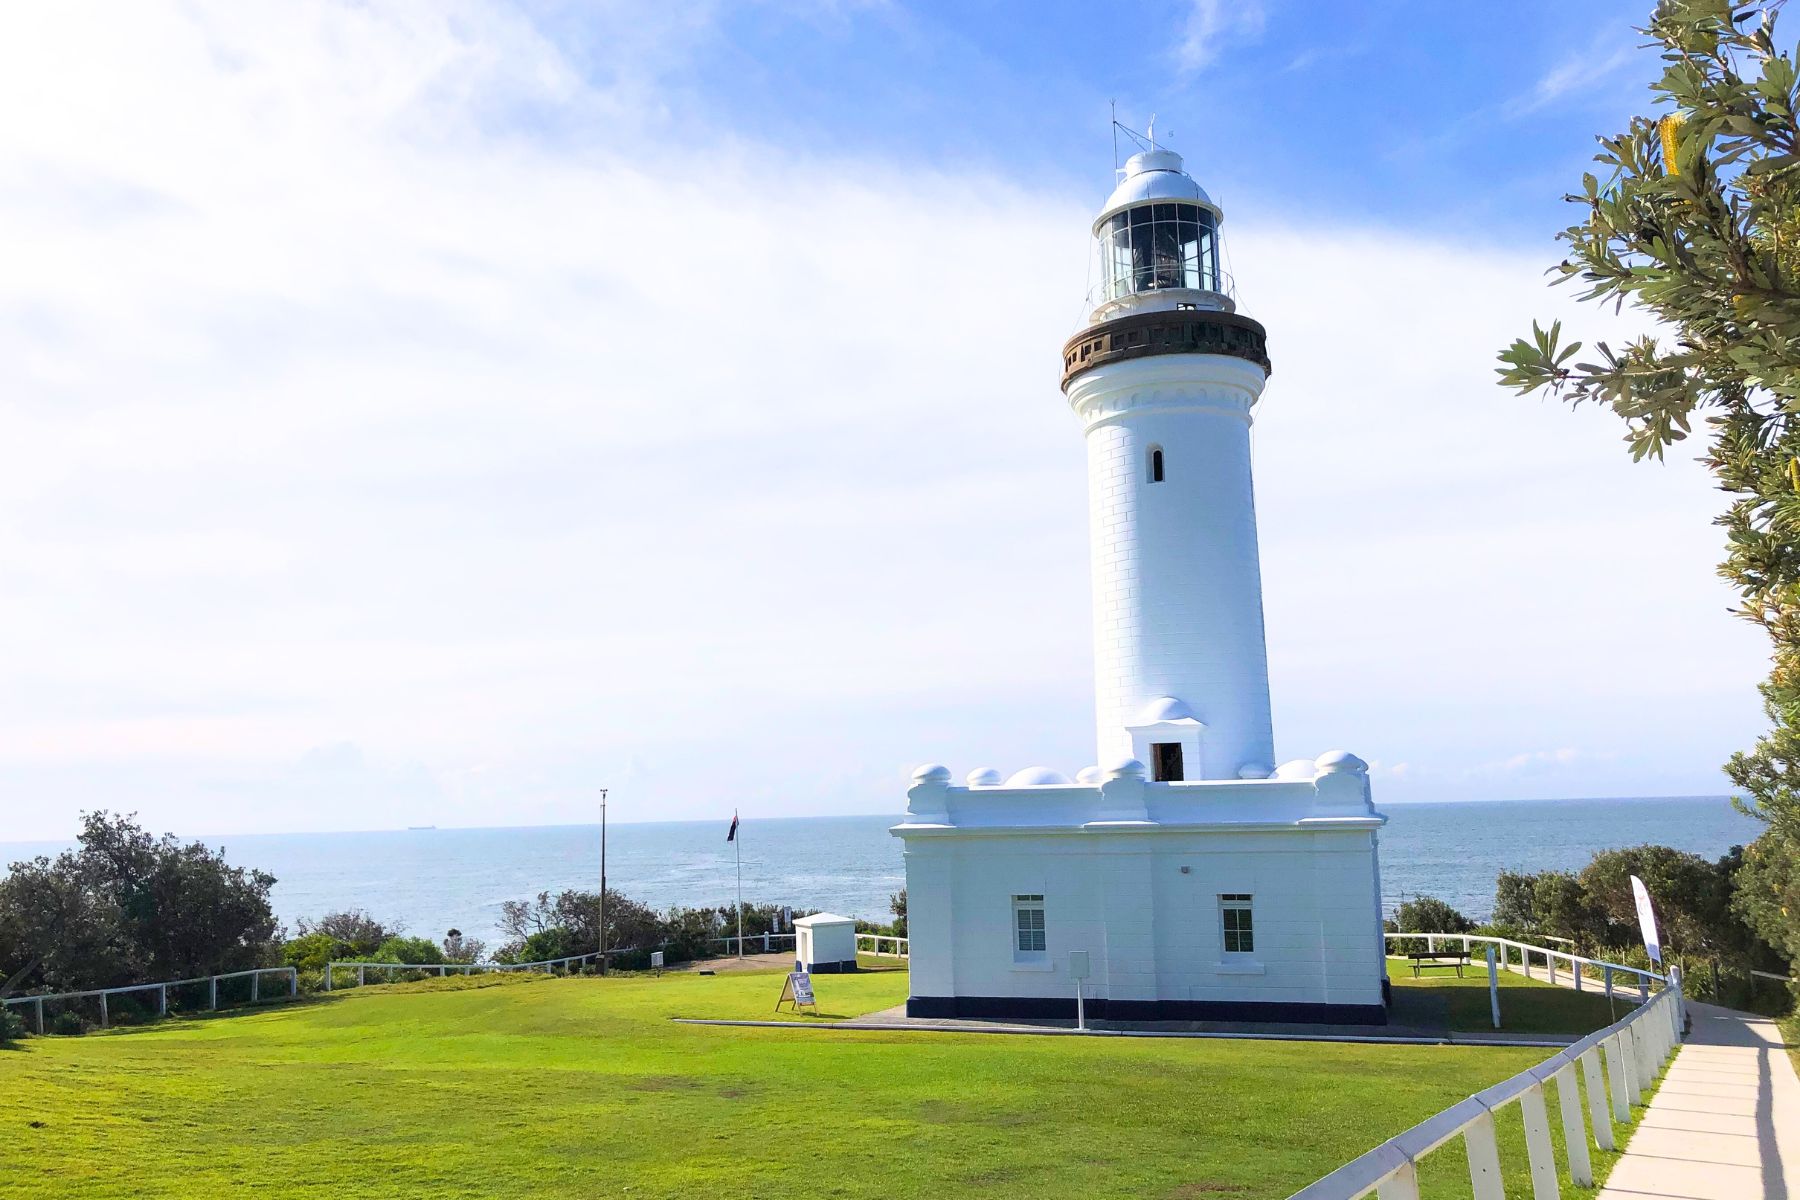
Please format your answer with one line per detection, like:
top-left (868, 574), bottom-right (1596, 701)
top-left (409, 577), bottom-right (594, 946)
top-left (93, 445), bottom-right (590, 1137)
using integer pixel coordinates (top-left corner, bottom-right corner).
top-left (735, 817), bottom-right (744, 959)
top-left (598, 788), bottom-right (608, 976)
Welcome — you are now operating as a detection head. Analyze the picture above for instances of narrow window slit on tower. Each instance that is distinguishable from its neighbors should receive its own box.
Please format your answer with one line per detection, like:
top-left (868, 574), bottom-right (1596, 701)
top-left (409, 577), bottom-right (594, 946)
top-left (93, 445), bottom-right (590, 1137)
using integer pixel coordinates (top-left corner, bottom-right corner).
top-left (1149, 446), bottom-right (1165, 483)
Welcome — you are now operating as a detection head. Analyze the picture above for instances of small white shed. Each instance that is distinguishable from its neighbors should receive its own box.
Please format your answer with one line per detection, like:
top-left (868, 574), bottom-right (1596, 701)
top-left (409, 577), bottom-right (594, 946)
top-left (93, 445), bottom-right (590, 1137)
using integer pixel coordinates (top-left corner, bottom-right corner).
top-left (793, 912), bottom-right (858, 974)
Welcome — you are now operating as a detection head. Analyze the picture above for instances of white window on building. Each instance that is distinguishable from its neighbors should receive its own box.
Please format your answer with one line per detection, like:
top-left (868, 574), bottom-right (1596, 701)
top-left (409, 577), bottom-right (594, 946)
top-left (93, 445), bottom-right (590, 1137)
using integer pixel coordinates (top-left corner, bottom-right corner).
top-left (1220, 894), bottom-right (1255, 955)
top-left (1012, 894), bottom-right (1046, 961)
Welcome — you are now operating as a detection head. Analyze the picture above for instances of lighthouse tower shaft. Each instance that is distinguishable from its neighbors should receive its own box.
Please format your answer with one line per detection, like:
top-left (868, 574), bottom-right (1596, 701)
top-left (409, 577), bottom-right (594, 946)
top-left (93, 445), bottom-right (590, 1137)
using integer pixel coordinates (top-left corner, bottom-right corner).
top-left (1061, 149), bottom-right (1275, 781)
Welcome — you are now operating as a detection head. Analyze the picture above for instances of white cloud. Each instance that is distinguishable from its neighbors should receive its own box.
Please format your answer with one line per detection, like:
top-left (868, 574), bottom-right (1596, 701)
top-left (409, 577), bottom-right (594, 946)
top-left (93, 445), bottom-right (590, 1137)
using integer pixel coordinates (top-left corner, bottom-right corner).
top-left (0, 1), bottom-right (1767, 839)
top-left (1176, 0), bottom-right (1268, 75)
top-left (1504, 42), bottom-right (1639, 118)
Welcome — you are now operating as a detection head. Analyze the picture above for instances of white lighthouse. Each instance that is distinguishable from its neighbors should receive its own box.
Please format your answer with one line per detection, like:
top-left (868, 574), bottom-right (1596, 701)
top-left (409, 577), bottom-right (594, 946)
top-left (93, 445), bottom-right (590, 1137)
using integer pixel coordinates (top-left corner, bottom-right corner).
top-left (893, 142), bottom-right (1388, 1025)
top-left (1065, 147), bottom-right (1275, 781)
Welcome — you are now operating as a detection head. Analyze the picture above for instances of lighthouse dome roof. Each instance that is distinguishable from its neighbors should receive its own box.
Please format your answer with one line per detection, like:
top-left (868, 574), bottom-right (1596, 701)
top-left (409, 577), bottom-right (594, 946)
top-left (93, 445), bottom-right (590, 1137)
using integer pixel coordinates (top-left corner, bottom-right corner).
top-left (1094, 149), bottom-right (1220, 233)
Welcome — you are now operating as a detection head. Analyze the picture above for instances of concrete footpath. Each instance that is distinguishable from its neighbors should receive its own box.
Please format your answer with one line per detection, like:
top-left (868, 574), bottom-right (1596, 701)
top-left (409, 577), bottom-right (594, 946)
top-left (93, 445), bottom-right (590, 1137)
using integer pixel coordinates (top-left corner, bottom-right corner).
top-left (1598, 1000), bottom-right (1798, 1200)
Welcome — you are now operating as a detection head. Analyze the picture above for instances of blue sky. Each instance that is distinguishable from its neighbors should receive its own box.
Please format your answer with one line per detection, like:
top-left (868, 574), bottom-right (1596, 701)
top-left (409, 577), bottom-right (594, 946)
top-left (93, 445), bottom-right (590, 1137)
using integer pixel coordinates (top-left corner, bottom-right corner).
top-left (0, 1), bottom-right (1767, 839)
top-left (518, 0), bottom-right (1655, 240)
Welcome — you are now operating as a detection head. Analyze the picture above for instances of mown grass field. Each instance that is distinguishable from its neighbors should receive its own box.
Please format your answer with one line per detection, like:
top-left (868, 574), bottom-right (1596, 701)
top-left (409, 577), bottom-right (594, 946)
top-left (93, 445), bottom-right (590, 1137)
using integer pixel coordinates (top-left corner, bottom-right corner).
top-left (1386, 955), bottom-right (1634, 1034)
top-left (1, 963), bottom-right (1651, 1199)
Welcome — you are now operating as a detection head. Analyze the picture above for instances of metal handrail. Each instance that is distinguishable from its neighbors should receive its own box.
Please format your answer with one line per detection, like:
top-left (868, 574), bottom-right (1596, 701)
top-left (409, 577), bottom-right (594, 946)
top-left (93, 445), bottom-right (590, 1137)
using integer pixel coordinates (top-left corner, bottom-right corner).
top-left (1086, 270), bottom-right (1238, 312)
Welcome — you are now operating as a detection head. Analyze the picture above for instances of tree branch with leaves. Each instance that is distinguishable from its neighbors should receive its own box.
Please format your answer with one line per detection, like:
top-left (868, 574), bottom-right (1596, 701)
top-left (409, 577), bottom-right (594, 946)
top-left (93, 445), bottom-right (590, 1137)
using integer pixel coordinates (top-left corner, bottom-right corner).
top-left (1499, 0), bottom-right (1800, 980)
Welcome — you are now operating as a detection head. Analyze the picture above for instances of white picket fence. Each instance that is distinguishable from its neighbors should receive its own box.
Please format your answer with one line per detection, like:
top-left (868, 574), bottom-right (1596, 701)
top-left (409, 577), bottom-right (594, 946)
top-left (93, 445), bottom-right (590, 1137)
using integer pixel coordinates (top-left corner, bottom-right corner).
top-left (2, 966), bottom-right (298, 1033)
top-left (1291, 940), bottom-right (1685, 1199)
top-left (856, 933), bottom-right (909, 959)
top-left (1386, 932), bottom-right (1662, 1001)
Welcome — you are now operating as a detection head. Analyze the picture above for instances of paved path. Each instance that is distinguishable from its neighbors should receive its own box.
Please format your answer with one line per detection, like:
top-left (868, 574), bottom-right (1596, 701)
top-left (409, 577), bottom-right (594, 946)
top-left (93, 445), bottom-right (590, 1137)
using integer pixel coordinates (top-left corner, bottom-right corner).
top-left (664, 951), bottom-right (794, 974)
top-left (1598, 1001), bottom-right (1799, 1200)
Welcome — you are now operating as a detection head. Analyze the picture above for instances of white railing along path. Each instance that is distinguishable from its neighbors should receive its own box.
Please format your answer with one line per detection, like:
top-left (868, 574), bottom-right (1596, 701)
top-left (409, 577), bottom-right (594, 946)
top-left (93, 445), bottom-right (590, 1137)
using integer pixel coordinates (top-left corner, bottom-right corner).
top-left (323, 951), bottom-right (605, 990)
top-left (707, 932), bottom-right (797, 955)
top-left (1386, 931), bottom-right (1664, 1001)
top-left (855, 933), bottom-right (909, 959)
top-left (2, 967), bottom-right (298, 1033)
top-left (1293, 937), bottom-right (1686, 1200)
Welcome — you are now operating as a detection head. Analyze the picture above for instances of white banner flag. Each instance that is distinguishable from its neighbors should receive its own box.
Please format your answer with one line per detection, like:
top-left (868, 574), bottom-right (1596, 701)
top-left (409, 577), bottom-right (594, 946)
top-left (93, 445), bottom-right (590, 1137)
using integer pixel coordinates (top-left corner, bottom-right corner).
top-left (1630, 874), bottom-right (1663, 965)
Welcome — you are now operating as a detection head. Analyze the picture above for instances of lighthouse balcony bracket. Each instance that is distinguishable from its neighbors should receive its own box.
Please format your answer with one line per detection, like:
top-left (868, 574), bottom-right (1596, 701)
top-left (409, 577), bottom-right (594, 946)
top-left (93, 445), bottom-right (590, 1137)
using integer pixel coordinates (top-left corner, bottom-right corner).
top-left (1061, 309), bottom-right (1271, 392)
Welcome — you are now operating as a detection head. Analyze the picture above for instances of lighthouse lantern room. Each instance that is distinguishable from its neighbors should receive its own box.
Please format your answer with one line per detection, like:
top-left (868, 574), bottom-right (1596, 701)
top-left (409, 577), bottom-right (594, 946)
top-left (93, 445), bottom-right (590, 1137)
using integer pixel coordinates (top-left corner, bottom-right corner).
top-left (892, 141), bottom-right (1390, 1025)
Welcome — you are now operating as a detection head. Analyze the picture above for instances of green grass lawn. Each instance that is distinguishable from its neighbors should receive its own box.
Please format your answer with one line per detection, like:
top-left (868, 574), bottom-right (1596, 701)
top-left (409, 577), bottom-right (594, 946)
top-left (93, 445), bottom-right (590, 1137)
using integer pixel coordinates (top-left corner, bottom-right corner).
top-left (1387, 956), bottom-right (1638, 1035)
top-left (1, 965), bottom-right (1654, 1199)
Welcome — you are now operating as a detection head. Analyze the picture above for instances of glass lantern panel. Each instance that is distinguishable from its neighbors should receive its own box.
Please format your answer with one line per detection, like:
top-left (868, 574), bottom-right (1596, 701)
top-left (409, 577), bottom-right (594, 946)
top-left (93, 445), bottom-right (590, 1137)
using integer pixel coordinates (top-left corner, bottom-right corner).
top-left (1198, 216), bottom-right (1218, 292)
top-left (1109, 227), bottom-right (1133, 299)
top-left (1177, 216), bottom-right (1202, 290)
top-left (1129, 219), bottom-right (1155, 292)
top-left (1150, 220), bottom-right (1184, 289)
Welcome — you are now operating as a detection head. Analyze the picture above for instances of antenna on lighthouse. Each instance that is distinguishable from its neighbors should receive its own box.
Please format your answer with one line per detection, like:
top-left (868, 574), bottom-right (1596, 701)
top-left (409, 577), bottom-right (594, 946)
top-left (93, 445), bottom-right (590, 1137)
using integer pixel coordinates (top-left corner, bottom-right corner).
top-left (1147, 114), bottom-right (1157, 149)
top-left (1111, 99), bottom-right (1119, 174)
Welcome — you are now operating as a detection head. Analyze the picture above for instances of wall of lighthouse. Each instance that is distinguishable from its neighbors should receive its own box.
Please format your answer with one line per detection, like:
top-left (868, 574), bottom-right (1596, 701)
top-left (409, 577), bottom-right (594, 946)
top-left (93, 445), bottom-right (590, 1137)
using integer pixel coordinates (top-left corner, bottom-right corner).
top-left (1076, 356), bottom-right (1276, 776)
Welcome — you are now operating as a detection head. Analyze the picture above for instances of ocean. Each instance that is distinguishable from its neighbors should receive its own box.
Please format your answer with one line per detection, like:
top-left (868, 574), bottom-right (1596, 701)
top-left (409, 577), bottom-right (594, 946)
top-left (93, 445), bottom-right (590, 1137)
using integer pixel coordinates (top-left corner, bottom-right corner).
top-left (0, 796), bottom-right (1764, 946)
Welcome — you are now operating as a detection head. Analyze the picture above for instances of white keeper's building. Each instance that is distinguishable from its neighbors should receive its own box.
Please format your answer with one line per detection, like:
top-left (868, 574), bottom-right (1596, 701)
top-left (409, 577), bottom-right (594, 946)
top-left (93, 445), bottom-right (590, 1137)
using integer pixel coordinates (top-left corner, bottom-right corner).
top-left (893, 147), bottom-right (1389, 1024)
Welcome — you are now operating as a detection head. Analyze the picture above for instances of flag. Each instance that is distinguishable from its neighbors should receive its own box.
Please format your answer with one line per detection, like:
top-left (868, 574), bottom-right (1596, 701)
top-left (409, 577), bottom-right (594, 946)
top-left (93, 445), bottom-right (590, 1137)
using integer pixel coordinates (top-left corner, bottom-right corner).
top-left (1630, 874), bottom-right (1663, 965)
top-left (726, 811), bottom-right (739, 842)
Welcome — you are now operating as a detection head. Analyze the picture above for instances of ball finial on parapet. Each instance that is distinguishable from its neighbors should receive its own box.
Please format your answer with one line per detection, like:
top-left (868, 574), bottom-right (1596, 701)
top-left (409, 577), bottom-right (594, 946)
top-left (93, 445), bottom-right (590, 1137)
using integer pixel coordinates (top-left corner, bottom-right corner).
top-left (911, 763), bottom-right (952, 786)
top-left (1313, 750), bottom-right (1369, 776)
top-left (1105, 758), bottom-right (1147, 781)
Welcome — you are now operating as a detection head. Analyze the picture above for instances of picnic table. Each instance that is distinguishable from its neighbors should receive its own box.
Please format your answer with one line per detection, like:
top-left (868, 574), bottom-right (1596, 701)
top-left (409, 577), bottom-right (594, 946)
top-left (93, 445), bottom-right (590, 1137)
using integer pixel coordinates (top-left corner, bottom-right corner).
top-left (1408, 948), bottom-right (1471, 978)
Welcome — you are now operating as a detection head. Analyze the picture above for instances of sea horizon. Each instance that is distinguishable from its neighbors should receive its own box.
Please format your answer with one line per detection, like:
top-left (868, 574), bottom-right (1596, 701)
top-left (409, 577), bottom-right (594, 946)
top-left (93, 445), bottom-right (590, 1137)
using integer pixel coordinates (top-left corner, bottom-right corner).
top-left (0, 790), bottom-right (1749, 849)
top-left (0, 793), bottom-right (1762, 946)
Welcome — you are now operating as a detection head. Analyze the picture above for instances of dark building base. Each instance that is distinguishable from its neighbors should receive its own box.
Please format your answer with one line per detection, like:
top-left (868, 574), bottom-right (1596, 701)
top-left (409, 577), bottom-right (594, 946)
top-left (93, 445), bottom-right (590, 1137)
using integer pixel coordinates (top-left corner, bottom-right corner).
top-left (800, 959), bottom-right (858, 974)
top-left (905, 995), bottom-right (1388, 1026)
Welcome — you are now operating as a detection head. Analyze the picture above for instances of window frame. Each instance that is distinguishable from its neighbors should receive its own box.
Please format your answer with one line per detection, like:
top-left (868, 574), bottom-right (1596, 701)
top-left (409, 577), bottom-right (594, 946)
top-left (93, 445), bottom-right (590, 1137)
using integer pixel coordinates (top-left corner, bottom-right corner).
top-left (1011, 894), bottom-right (1047, 963)
top-left (1219, 893), bottom-right (1255, 957)
top-left (1148, 445), bottom-right (1165, 483)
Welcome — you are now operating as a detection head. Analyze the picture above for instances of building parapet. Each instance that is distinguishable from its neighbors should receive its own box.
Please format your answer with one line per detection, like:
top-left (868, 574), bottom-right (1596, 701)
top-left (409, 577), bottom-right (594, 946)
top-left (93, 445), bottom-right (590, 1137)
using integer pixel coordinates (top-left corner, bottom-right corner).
top-left (894, 753), bottom-right (1382, 836)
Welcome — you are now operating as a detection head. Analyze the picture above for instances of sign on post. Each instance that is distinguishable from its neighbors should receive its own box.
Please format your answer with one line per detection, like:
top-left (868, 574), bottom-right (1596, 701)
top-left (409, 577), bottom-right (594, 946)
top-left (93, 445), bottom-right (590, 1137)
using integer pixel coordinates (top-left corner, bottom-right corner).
top-left (776, 970), bottom-right (817, 1014)
top-left (650, 951), bottom-right (664, 974)
top-left (1487, 944), bottom-right (1500, 1029)
top-left (1630, 875), bottom-right (1663, 965)
top-left (1069, 950), bottom-right (1091, 1031)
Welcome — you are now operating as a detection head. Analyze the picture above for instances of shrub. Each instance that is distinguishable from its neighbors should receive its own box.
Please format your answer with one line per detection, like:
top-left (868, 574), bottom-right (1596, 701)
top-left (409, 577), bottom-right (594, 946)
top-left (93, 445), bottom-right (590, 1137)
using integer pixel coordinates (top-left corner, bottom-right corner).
top-left (515, 929), bottom-right (577, 965)
top-left (0, 811), bottom-right (278, 995)
top-left (50, 1011), bottom-right (84, 1036)
top-left (294, 910), bottom-right (397, 958)
top-left (283, 931), bottom-right (351, 974)
top-left (372, 936), bottom-right (444, 965)
top-left (441, 929), bottom-right (486, 964)
top-left (1396, 896), bottom-right (1473, 935)
top-left (0, 1007), bottom-right (26, 1043)
top-left (292, 968), bottom-right (328, 995)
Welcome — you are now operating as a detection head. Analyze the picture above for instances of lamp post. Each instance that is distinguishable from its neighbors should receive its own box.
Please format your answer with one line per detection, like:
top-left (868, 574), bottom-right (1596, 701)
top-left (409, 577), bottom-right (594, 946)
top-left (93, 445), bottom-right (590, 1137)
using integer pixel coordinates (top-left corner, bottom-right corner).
top-left (599, 788), bottom-right (608, 976)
